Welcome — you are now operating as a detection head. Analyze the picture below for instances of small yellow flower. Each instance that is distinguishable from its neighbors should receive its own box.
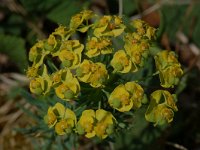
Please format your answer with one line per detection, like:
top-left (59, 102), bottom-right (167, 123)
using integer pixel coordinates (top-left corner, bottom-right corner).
top-left (132, 19), bottom-right (144, 29)
top-left (93, 15), bottom-right (125, 37)
top-left (29, 65), bottom-right (52, 95)
top-left (29, 40), bottom-right (49, 67)
top-left (145, 90), bottom-right (178, 125)
top-left (44, 103), bottom-right (76, 135)
top-left (55, 69), bottom-right (80, 100)
top-left (109, 84), bottom-right (133, 112)
top-left (85, 37), bottom-right (113, 58)
top-left (89, 63), bottom-right (109, 88)
top-left (124, 34), bottom-right (149, 71)
top-left (54, 25), bottom-right (72, 40)
top-left (109, 82), bottom-right (144, 112)
top-left (76, 109), bottom-right (96, 138)
top-left (76, 59), bottom-right (93, 83)
top-left (159, 65), bottom-right (183, 88)
top-left (94, 109), bottom-right (115, 139)
top-left (26, 65), bottom-right (39, 78)
top-left (51, 71), bottom-right (62, 86)
top-left (70, 10), bottom-right (94, 32)
top-left (154, 50), bottom-right (179, 70)
top-left (155, 50), bottom-right (183, 88)
top-left (55, 108), bottom-right (76, 135)
top-left (54, 40), bottom-right (83, 69)
top-left (44, 103), bottom-right (66, 128)
top-left (131, 19), bottom-right (156, 40)
top-left (145, 26), bottom-right (156, 40)
top-left (111, 50), bottom-right (132, 73)
top-left (124, 82), bottom-right (144, 109)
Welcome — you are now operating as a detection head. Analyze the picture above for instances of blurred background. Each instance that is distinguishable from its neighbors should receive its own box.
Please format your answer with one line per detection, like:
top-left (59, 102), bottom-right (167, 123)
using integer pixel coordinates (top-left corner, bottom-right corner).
top-left (0, 0), bottom-right (200, 149)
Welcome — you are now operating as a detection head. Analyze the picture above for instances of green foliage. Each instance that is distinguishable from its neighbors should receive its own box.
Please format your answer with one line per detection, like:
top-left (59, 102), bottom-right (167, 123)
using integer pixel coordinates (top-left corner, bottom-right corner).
top-left (47, 1), bottom-right (86, 25)
top-left (0, 34), bottom-right (27, 72)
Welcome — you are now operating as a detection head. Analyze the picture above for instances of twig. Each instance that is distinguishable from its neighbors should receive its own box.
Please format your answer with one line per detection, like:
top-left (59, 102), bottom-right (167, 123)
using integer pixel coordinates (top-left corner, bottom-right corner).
top-left (130, 0), bottom-right (199, 20)
top-left (118, 0), bottom-right (123, 17)
top-left (166, 141), bottom-right (188, 150)
top-left (130, 2), bottom-right (161, 20)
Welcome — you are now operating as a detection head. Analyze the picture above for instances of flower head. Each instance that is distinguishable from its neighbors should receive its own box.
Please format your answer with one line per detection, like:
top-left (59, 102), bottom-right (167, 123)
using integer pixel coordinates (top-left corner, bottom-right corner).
top-left (26, 65), bottom-right (39, 78)
top-left (76, 59), bottom-right (93, 83)
top-left (109, 84), bottom-right (133, 112)
top-left (76, 109), bottom-right (96, 138)
top-left (145, 90), bottom-right (178, 125)
top-left (44, 103), bottom-right (76, 135)
top-left (155, 50), bottom-right (183, 88)
top-left (55, 69), bottom-right (80, 100)
top-left (44, 103), bottom-right (65, 128)
top-left (111, 50), bottom-right (132, 73)
top-left (76, 60), bottom-right (108, 87)
top-left (109, 82), bottom-right (144, 112)
top-left (89, 63), bottom-right (109, 88)
top-left (94, 109), bottom-right (115, 139)
top-left (29, 40), bottom-right (49, 67)
top-left (70, 10), bottom-right (94, 32)
top-left (85, 37), bottom-right (113, 58)
top-left (131, 19), bottom-right (156, 40)
top-left (124, 34), bottom-right (150, 71)
top-left (93, 15), bottom-right (125, 37)
top-left (29, 65), bottom-right (52, 95)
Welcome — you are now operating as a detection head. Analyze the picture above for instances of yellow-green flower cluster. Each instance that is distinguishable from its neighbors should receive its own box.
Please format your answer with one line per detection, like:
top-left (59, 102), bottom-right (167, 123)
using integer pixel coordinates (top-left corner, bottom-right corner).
top-left (44, 103), bottom-right (76, 135)
top-left (27, 10), bottom-right (183, 140)
top-left (145, 90), bottom-right (178, 126)
top-left (122, 19), bottom-right (156, 72)
top-left (108, 82), bottom-right (144, 112)
top-left (155, 50), bottom-right (183, 88)
top-left (75, 59), bottom-right (109, 88)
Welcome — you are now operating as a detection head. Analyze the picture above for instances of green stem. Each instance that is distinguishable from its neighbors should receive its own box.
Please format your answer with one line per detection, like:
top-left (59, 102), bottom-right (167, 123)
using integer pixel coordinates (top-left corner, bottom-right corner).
top-left (118, 0), bottom-right (123, 16)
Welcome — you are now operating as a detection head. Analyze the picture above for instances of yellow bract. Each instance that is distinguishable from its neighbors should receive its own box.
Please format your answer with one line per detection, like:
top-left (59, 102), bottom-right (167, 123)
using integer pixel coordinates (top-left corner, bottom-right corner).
top-left (109, 82), bottom-right (144, 112)
top-left (85, 37), bottom-right (113, 58)
top-left (145, 90), bottom-right (178, 126)
top-left (93, 15), bottom-right (125, 37)
top-left (111, 50), bottom-right (132, 73)
top-left (155, 50), bottom-right (183, 88)
top-left (44, 103), bottom-right (76, 135)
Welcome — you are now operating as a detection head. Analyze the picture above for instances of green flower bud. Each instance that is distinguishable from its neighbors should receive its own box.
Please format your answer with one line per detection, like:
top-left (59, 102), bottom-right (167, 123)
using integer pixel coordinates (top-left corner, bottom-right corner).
top-left (112, 98), bottom-right (122, 108)
top-left (64, 90), bottom-right (74, 99)
top-left (76, 67), bottom-right (84, 77)
top-left (62, 59), bottom-right (72, 68)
